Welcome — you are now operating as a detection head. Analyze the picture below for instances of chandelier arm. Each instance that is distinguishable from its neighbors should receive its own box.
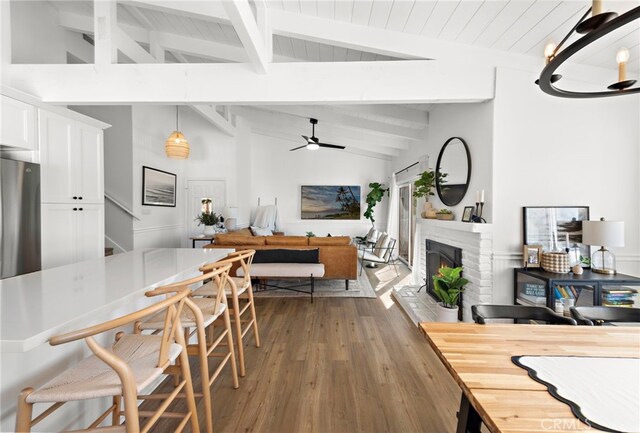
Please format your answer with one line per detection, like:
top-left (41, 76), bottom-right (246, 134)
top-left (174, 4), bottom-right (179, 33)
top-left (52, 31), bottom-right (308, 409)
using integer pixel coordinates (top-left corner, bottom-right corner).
top-left (539, 6), bottom-right (640, 99)
top-left (554, 7), bottom-right (592, 56)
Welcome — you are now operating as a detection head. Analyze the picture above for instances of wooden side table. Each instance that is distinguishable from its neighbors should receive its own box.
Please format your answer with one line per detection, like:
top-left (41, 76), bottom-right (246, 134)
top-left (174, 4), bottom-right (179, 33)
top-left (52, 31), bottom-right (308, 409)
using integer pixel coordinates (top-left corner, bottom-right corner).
top-left (189, 236), bottom-right (215, 248)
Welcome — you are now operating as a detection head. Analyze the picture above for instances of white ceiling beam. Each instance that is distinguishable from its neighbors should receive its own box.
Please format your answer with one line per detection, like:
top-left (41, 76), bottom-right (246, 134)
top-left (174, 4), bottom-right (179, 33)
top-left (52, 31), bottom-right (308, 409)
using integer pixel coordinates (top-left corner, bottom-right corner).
top-left (327, 105), bottom-right (429, 129)
top-left (171, 52), bottom-right (189, 63)
top-left (3, 61), bottom-right (495, 105)
top-left (65, 32), bottom-right (93, 64)
top-left (59, 11), bottom-right (150, 44)
top-left (235, 107), bottom-right (407, 155)
top-left (121, 3), bottom-right (155, 29)
top-left (190, 105), bottom-right (236, 137)
top-left (94, 0), bottom-right (118, 65)
top-left (259, 105), bottom-right (426, 140)
top-left (116, 28), bottom-right (156, 63)
top-left (149, 31), bottom-right (164, 61)
top-left (123, 0), bottom-right (228, 25)
top-left (222, 0), bottom-right (269, 73)
top-left (254, 0), bottom-right (273, 63)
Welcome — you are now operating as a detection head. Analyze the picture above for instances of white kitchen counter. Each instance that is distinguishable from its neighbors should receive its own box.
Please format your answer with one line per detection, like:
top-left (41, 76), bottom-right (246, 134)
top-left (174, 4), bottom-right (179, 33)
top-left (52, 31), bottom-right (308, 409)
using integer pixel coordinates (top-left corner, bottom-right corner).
top-left (0, 248), bottom-right (232, 352)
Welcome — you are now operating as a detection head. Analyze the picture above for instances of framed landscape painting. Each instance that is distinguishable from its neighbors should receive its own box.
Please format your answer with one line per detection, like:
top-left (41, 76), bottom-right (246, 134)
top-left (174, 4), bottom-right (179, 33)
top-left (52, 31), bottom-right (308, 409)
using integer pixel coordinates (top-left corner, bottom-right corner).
top-left (142, 166), bottom-right (177, 207)
top-left (523, 206), bottom-right (590, 267)
top-left (301, 185), bottom-right (361, 220)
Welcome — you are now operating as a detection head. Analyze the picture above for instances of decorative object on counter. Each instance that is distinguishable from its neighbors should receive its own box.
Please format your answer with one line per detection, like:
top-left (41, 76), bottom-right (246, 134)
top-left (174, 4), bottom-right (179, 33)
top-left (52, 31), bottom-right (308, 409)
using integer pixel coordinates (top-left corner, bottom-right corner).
top-left (225, 207), bottom-right (238, 231)
top-left (461, 206), bottom-right (474, 222)
top-left (572, 264), bottom-right (584, 275)
top-left (582, 217), bottom-right (625, 275)
top-left (142, 166), bottom-right (177, 207)
top-left (536, 2), bottom-right (640, 98)
top-left (432, 266), bottom-right (468, 323)
top-left (301, 185), bottom-right (361, 220)
top-left (195, 212), bottom-right (220, 236)
top-left (472, 189), bottom-right (486, 223)
top-left (524, 245), bottom-right (543, 269)
top-left (165, 105), bottom-right (190, 159)
top-left (413, 169), bottom-right (442, 219)
top-left (436, 209), bottom-right (454, 220)
top-left (435, 137), bottom-right (469, 206)
top-left (541, 251), bottom-right (570, 274)
top-left (523, 206), bottom-right (591, 267)
top-left (363, 182), bottom-right (389, 226)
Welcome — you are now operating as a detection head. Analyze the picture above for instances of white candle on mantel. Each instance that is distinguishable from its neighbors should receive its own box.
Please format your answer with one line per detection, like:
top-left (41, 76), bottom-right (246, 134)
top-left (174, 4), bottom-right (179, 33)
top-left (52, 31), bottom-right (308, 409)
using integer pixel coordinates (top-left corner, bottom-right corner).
top-left (476, 191), bottom-right (480, 203)
top-left (480, 190), bottom-right (485, 203)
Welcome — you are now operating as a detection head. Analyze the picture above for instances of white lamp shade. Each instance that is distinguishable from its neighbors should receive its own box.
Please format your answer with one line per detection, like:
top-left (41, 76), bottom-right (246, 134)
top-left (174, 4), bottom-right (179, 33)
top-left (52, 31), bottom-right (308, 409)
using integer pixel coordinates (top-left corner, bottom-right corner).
top-left (225, 207), bottom-right (238, 219)
top-left (582, 220), bottom-right (625, 247)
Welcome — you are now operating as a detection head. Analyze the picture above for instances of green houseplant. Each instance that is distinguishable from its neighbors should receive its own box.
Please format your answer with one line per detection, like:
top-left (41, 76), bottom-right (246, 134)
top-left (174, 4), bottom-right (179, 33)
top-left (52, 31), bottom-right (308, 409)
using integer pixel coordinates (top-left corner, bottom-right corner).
top-left (413, 170), bottom-right (447, 219)
top-left (195, 212), bottom-right (219, 236)
top-left (436, 208), bottom-right (454, 220)
top-left (432, 266), bottom-right (468, 322)
top-left (364, 182), bottom-right (389, 226)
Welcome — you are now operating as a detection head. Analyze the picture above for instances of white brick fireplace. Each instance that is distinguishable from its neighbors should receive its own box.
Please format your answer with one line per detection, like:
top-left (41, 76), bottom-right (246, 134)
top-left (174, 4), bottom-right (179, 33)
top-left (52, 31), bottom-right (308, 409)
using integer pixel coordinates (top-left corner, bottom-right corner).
top-left (415, 219), bottom-right (493, 322)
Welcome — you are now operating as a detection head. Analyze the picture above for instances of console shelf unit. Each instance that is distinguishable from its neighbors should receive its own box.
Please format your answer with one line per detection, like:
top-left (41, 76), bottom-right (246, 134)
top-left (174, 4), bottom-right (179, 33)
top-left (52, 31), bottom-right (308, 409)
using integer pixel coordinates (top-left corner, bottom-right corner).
top-left (514, 268), bottom-right (640, 310)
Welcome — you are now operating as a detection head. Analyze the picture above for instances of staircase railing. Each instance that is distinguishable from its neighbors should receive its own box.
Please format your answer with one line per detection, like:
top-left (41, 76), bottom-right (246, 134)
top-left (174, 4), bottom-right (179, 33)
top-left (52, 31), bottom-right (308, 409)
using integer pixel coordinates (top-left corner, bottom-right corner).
top-left (104, 192), bottom-right (140, 221)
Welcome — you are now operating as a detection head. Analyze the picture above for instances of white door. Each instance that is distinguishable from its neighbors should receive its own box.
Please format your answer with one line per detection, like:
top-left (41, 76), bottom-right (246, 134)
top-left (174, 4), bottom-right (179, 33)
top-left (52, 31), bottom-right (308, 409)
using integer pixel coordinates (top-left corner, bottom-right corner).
top-left (41, 204), bottom-right (77, 269)
top-left (76, 124), bottom-right (104, 204)
top-left (39, 110), bottom-right (76, 203)
top-left (77, 204), bottom-right (105, 261)
top-left (186, 180), bottom-right (225, 239)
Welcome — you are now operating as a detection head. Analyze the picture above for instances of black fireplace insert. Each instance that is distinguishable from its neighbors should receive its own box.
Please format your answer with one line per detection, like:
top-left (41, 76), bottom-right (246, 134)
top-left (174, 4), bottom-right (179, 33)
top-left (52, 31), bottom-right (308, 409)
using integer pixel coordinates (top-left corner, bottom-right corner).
top-left (425, 239), bottom-right (463, 319)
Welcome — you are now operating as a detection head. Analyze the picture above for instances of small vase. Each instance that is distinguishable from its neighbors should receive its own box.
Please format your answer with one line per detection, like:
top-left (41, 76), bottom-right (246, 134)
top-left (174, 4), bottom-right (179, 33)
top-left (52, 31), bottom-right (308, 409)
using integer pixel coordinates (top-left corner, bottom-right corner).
top-left (203, 225), bottom-right (216, 236)
top-left (436, 303), bottom-right (459, 322)
top-left (421, 200), bottom-right (438, 219)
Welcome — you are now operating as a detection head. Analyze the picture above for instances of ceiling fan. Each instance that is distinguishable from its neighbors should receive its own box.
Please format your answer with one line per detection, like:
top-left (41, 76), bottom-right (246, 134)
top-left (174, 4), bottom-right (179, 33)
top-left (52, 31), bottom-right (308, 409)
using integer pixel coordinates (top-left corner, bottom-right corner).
top-left (289, 118), bottom-right (346, 152)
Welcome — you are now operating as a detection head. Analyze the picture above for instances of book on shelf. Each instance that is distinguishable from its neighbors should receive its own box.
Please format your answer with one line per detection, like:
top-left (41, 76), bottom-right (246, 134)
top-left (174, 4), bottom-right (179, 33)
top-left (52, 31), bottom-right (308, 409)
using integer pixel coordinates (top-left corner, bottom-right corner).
top-left (518, 294), bottom-right (547, 305)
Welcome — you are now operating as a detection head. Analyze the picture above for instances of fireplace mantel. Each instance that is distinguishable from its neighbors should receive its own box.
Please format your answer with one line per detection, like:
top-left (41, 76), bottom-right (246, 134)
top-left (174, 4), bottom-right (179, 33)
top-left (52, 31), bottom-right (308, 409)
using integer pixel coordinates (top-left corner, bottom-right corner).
top-left (419, 218), bottom-right (492, 234)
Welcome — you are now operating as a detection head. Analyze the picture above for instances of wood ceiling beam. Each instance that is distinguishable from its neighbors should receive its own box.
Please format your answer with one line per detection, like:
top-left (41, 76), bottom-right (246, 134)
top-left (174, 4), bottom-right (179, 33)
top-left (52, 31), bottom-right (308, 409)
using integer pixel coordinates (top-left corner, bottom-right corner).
top-left (3, 61), bottom-right (494, 105)
top-left (222, 0), bottom-right (269, 73)
top-left (259, 105), bottom-right (427, 141)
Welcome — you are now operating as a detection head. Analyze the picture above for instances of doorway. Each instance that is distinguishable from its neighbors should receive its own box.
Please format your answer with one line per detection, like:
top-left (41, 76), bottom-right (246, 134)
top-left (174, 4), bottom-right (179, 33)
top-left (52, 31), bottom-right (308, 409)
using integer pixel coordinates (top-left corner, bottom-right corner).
top-left (186, 179), bottom-right (226, 241)
top-left (398, 183), bottom-right (416, 266)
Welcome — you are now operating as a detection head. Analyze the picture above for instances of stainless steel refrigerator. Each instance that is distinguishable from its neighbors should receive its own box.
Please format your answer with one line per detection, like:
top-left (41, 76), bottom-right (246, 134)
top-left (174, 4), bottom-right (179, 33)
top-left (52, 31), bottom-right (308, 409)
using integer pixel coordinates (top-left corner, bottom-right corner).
top-left (0, 158), bottom-right (41, 279)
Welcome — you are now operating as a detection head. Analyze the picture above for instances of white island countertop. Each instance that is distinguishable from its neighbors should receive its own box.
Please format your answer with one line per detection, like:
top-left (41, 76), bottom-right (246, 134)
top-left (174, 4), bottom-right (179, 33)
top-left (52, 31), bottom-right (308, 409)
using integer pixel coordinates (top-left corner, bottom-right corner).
top-left (0, 248), bottom-right (232, 352)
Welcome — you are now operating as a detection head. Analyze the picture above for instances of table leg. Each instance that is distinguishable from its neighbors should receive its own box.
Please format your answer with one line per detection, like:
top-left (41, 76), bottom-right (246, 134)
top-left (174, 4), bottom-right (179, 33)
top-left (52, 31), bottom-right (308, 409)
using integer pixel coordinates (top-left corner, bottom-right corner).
top-left (192, 239), bottom-right (196, 248)
top-left (456, 393), bottom-right (482, 433)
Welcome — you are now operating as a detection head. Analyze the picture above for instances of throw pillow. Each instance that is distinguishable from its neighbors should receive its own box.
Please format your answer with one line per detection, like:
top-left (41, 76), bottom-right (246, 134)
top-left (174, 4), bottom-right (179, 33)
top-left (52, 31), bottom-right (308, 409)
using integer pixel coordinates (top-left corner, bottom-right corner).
top-left (250, 226), bottom-right (273, 236)
top-left (373, 233), bottom-right (390, 258)
top-left (253, 248), bottom-right (320, 264)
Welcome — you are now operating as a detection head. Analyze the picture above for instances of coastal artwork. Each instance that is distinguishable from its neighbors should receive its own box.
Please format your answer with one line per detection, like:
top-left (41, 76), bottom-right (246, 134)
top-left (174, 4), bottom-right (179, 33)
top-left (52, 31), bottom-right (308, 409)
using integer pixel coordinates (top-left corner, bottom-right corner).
top-left (142, 166), bottom-right (177, 207)
top-left (301, 185), bottom-right (361, 220)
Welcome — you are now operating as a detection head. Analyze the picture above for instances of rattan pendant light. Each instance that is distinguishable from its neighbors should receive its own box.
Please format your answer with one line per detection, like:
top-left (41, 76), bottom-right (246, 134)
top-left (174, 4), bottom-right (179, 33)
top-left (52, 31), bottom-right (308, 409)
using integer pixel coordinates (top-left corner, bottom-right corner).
top-left (165, 106), bottom-right (190, 159)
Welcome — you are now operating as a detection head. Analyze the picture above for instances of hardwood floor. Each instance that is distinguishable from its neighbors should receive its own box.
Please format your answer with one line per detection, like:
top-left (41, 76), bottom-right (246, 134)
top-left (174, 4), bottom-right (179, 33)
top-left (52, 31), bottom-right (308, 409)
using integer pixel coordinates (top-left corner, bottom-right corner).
top-left (151, 264), bottom-right (461, 433)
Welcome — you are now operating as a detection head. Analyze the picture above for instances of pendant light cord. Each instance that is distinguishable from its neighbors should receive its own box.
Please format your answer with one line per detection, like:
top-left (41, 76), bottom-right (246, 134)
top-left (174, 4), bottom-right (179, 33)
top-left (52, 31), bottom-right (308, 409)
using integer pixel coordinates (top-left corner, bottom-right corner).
top-left (176, 105), bottom-right (179, 131)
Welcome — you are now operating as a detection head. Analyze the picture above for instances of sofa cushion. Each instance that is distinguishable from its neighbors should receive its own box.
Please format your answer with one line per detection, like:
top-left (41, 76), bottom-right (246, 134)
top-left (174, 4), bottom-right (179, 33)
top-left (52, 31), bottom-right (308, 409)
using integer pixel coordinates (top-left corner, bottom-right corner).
top-left (214, 234), bottom-right (266, 246)
top-left (266, 236), bottom-right (309, 246)
top-left (309, 236), bottom-right (351, 246)
top-left (253, 248), bottom-right (320, 264)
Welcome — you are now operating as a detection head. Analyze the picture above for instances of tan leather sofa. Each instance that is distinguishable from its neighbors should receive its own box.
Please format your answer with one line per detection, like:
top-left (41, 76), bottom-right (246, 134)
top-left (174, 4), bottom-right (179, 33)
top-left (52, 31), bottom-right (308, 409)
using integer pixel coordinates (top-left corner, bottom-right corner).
top-left (204, 234), bottom-right (357, 281)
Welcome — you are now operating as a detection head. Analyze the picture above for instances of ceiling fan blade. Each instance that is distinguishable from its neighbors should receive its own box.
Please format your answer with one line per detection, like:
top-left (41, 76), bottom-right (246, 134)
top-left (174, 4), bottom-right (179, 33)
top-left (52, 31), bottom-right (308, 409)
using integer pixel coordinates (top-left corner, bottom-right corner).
top-left (318, 142), bottom-right (346, 150)
top-left (289, 145), bottom-right (307, 151)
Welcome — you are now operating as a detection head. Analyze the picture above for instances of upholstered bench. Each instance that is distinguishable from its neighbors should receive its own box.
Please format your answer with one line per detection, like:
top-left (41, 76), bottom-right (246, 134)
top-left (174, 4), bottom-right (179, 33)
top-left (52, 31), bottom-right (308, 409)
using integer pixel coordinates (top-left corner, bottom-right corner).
top-left (237, 249), bottom-right (325, 302)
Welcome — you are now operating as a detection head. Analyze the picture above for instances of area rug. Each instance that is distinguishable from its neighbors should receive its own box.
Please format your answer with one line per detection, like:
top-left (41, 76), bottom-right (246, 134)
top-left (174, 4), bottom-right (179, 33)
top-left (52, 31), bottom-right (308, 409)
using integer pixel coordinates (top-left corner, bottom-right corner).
top-left (252, 272), bottom-right (376, 299)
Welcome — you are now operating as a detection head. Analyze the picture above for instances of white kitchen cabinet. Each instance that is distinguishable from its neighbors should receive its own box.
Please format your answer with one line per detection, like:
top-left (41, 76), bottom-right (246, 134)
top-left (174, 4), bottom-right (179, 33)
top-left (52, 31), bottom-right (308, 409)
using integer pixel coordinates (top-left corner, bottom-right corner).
top-left (39, 109), bottom-right (104, 204)
top-left (41, 204), bottom-right (104, 269)
top-left (0, 95), bottom-right (37, 150)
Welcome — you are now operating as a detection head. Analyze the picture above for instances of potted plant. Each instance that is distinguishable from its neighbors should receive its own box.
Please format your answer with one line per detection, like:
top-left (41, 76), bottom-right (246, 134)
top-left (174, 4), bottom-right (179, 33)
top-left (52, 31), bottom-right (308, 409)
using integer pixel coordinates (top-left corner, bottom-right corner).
top-left (364, 182), bottom-right (389, 227)
top-left (195, 212), bottom-right (219, 236)
top-left (432, 266), bottom-right (468, 322)
top-left (436, 209), bottom-right (454, 220)
top-left (413, 170), bottom-right (446, 219)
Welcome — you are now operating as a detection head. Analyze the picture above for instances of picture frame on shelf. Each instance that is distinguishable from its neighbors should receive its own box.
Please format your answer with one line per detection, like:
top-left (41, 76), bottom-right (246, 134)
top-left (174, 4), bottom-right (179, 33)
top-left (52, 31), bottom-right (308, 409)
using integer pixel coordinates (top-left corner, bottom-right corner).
top-left (523, 245), bottom-right (543, 268)
top-left (142, 166), bottom-right (177, 207)
top-left (461, 206), bottom-right (475, 222)
top-left (523, 206), bottom-right (590, 268)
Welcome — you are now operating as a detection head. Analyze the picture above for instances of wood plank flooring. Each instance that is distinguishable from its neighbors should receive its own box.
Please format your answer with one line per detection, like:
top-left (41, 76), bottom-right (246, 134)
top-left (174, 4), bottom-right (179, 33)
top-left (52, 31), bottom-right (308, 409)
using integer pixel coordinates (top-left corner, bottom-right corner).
top-left (151, 266), bottom-right (461, 433)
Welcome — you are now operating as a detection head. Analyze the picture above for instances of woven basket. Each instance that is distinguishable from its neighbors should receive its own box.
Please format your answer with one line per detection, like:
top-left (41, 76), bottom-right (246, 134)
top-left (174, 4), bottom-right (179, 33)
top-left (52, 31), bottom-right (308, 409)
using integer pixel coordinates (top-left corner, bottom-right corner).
top-left (541, 252), bottom-right (570, 274)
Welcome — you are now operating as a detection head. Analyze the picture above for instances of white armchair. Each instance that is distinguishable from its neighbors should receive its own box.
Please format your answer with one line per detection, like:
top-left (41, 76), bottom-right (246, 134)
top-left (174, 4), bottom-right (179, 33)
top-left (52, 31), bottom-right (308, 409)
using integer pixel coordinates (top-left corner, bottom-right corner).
top-left (357, 234), bottom-right (398, 276)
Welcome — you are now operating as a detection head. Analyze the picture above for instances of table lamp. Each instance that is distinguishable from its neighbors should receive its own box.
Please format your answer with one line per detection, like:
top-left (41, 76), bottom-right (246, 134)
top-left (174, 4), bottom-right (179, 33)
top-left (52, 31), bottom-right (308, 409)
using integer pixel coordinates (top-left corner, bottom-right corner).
top-left (582, 218), bottom-right (625, 274)
top-left (225, 207), bottom-right (238, 231)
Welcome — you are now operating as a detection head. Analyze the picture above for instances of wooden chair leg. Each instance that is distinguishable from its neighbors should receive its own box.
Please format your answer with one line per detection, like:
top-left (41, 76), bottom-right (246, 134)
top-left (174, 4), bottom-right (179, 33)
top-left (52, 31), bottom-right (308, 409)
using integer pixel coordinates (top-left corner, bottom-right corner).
top-left (231, 290), bottom-right (245, 377)
top-left (246, 284), bottom-right (260, 348)
top-left (112, 395), bottom-right (121, 426)
top-left (196, 324), bottom-right (214, 433)
top-left (177, 334), bottom-right (200, 433)
top-left (222, 304), bottom-right (240, 389)
top-left (15, 388), bottom-right (34, 433)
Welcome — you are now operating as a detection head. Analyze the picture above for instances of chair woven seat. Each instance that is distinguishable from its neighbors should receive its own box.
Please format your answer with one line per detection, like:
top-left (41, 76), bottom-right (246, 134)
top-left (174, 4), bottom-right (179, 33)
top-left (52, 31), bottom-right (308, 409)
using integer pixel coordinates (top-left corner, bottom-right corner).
top-left (138, 297), bottom-right (226, 330)
top-left (68, 425), bottom-right (126, 432)
top-left (26, 335), bottom-right (182, 404)
top-left (194, 277), bottom-right (248, 297)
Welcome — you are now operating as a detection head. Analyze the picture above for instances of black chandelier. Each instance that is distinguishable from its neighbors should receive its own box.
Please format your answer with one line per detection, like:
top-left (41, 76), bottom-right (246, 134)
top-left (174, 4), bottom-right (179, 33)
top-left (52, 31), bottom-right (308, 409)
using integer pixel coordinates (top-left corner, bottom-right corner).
top-left (537, 2), bottom-right (640, 98)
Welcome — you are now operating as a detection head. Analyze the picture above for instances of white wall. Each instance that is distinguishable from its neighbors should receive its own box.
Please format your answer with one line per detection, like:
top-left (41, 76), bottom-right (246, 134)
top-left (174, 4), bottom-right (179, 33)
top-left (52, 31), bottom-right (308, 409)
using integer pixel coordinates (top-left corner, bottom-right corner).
top-left (249, 132), bottom-right (391, 237)
top-left (491, 66), bottom-right (640, 303)
top-left (10, 0), bottom-right (67, 64)
top-left (392, 102), bottom-right (494, 221)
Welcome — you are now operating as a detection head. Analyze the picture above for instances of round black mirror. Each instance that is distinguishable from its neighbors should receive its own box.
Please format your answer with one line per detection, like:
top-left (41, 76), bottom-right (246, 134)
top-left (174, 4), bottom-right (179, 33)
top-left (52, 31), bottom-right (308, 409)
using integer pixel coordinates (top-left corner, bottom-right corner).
top-left (435, 137), bottom-right (471, 206)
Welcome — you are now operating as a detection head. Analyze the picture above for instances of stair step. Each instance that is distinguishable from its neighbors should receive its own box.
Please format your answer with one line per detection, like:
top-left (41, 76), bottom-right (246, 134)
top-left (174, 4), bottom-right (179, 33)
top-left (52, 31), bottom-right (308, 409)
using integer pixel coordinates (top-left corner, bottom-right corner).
top-left (105, 247), bottom-right (114, 257)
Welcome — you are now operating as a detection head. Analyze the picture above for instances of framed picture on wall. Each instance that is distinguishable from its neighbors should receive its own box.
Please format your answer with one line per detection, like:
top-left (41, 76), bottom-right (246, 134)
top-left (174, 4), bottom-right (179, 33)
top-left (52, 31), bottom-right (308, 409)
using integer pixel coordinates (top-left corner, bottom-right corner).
top-left (523, 206), bottom-right (590, 268)
top-left (142, 166), bottom-right (177, 207)
top-left (301, 185), bottom-right (361, 220)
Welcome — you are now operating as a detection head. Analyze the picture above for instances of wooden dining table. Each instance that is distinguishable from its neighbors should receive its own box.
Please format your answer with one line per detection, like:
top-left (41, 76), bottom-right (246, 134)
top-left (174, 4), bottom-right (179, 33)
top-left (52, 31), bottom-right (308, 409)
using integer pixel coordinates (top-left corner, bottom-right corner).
top-left (420, 323), bottom-right (640, 433)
